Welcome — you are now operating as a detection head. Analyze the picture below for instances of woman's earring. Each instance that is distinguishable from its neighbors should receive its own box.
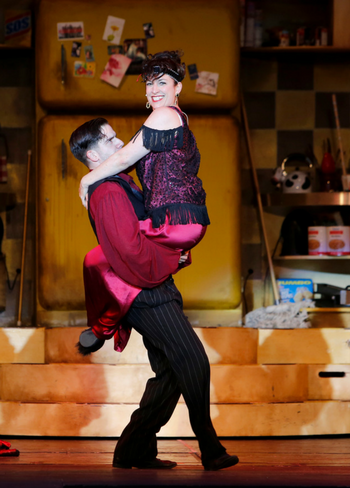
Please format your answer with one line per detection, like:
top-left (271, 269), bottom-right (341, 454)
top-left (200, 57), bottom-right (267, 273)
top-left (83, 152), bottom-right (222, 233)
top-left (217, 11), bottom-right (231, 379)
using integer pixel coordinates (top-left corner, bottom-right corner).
top-left (146, 101), bottom-right (151, 109)
top-left (175, 93), bottom-right (179, 106)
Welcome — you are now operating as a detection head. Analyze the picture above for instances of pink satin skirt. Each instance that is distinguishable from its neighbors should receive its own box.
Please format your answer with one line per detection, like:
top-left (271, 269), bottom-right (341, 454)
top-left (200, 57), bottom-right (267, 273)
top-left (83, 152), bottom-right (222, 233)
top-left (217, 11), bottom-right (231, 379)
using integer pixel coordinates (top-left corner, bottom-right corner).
top-left (139, 217), bottom-right (207, 251)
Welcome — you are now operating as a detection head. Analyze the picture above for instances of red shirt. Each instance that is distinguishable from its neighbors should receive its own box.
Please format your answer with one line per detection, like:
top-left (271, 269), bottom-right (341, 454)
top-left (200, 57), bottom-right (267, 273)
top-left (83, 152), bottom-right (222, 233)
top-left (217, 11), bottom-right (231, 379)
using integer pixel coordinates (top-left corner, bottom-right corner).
top-left (89, 173), bottom-right (181, 288)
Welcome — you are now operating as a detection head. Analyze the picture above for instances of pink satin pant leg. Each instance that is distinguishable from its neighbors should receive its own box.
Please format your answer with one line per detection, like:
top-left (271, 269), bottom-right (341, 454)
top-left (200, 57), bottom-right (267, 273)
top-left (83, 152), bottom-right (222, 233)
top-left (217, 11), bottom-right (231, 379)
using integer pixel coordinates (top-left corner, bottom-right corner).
top-left (139, 218), bottom-right (207, 251)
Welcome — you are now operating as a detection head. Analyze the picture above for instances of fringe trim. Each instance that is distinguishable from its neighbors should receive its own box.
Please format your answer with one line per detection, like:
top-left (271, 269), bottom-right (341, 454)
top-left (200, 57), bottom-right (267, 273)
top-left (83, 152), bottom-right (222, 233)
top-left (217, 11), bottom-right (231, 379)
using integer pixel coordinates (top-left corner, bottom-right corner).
top-left (132, 125), bottom-right (183, 152)
top-left (149, 203), bottom-right (210, 228)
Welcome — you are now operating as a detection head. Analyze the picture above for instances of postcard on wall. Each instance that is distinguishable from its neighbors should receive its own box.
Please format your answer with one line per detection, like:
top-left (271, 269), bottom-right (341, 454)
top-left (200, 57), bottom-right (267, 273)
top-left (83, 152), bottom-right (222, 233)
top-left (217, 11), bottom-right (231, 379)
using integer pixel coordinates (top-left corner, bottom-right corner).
top-left (143, 22), bottom-right (155, 39)
top-left (100, 54), bottom-right (132, 88)
top-left (71, 41), bottom-right (81, 57)
top-left (107, 45), bottom-right (123, 55)
top-left (123, 38), bottom-right (147, 75)
top-left (195, 71), bottom-right (219, 96)
top-left (74, 61), bottom-right (96, 78)
top-left (102, 16), bottom-right (125, 45)
top-left (57, 22), bottom-right (84, 41)
top-left (84, 45), bottom-right (95, 61)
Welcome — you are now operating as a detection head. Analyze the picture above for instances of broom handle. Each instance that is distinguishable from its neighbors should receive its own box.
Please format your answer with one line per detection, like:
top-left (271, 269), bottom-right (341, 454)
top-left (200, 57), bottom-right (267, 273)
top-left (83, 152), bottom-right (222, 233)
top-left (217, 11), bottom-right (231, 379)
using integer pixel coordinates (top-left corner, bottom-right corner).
top-left (17, 150), bottom-right (31, 326)
top-left (241, 95), bottom-right (280, 304)
top-left (332, 94), bottom-right (347, 176)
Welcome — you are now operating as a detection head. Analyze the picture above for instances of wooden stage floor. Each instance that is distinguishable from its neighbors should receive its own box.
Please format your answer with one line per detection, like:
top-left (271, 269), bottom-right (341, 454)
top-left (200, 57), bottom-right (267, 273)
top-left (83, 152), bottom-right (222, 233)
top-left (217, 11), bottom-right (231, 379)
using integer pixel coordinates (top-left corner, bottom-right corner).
top-left (1, 436), bottom-right (350, 487)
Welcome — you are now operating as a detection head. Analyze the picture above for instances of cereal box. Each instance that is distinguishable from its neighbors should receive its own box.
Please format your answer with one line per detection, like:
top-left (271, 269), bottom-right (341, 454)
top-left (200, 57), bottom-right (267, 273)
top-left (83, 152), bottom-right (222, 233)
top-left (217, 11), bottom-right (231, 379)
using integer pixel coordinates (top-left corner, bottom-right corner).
top-left (277, 279), bottom-right (313, 304)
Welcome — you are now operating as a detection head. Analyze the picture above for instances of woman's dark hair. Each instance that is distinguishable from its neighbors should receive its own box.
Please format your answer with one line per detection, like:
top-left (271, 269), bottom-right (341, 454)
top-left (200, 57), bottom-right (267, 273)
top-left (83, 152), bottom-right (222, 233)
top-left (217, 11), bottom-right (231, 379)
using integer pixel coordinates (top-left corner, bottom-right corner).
top-left (69, 117), bottom-right (109, 165)
top-left (141, 50), bottom-right (186, 84)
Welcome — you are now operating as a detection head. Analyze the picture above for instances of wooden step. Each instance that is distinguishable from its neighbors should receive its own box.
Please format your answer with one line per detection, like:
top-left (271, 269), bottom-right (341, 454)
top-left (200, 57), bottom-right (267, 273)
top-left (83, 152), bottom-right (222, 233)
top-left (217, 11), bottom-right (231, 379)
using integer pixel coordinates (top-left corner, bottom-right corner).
top-left (45, 327), bottom-right (258, 365)
top-left (0, 401), bottom-right (349, 437)
top-left (0, 363), bottom-right (307, 404)
top-left (0, 328), bottom-right (45, 364)
top-left (308, 364), bottom-right (350, 400)
top-left (258, 328), bottom-right (350, 364)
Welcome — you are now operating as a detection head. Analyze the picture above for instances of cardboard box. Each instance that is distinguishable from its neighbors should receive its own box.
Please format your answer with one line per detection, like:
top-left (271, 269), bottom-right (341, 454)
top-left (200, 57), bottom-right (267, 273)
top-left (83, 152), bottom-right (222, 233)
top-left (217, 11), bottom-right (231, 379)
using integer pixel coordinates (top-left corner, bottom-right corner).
top-left (4, 10), bottom-right (32, 48)
top-left (277, 279), bottom-right (313, 304)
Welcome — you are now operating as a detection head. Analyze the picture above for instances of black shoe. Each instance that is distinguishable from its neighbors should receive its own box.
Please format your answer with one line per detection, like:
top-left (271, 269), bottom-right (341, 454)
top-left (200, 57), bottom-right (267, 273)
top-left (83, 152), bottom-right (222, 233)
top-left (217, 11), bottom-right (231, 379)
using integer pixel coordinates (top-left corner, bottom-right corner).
top-left (113, 457), bottom-right (177, 469)
top-left (76, 329), bottom-right (105, 356)
top-left (204, 453), bottom-right (239, 471)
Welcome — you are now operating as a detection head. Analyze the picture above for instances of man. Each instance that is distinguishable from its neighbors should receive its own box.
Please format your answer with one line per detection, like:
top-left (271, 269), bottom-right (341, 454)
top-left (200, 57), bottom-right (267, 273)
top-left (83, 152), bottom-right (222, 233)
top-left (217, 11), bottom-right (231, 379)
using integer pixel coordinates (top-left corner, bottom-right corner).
top-left (69, 118), bottom-right (239, 471)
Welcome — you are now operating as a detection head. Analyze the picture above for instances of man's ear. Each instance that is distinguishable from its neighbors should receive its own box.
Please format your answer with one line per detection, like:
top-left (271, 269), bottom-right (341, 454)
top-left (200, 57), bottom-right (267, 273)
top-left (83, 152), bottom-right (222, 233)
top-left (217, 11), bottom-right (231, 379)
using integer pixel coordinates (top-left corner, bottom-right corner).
top-left (86, 149), bottom-right (99, 164)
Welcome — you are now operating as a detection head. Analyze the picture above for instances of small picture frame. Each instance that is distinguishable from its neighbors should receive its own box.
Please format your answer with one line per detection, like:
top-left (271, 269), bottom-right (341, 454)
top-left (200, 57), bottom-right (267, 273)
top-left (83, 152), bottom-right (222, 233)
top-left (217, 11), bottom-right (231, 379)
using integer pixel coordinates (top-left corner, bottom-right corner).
top-left (143, 22), bottom-right (155, 39)
top-left (187, 63), bottom-right (199, 80)
top-left (71, 41), bottom-right (81, 57)
top-left (123, 38), bottom-right (147, 75)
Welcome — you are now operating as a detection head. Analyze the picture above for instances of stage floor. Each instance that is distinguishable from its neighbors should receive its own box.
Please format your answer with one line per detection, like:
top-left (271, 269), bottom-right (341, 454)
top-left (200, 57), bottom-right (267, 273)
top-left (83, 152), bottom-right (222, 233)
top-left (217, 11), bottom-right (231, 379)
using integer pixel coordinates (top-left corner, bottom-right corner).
top-left (1, 437), bottom-right (350, 487)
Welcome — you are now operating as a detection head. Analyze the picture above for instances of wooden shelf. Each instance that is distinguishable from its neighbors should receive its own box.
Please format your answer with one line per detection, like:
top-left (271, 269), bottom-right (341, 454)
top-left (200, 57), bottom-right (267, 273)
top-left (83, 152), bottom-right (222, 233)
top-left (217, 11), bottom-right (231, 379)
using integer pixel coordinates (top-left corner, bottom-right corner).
top-left (273, 254), bottom-right (350, 273)
top-left (306, 307), bottom-right (350, 312)
top-left (274, 255), bottom-right (350, 260)
top-left (241, 46), bottom-right (350, 59)
top-left (0, 44), bottom-right (32, 50)
top-left (262, 192), bottom-right (350, 207)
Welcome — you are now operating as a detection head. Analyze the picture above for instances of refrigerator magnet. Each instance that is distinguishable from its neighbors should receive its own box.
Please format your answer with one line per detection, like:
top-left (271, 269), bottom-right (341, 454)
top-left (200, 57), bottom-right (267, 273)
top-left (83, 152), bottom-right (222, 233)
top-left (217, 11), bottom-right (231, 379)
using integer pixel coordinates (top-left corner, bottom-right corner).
top-left (102, 16), bottom-right (125, 45)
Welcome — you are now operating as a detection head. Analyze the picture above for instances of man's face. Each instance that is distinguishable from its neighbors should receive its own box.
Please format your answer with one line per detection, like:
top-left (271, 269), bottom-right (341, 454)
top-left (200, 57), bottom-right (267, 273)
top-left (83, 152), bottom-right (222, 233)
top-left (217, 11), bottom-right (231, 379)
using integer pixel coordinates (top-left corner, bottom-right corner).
top-left (91, 124), bottom-right (124, 167)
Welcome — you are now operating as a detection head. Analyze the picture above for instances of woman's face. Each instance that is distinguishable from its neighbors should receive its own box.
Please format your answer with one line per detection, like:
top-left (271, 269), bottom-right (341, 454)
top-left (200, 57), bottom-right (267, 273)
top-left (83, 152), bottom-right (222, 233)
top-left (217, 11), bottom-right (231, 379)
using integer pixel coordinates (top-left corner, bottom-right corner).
top-left (145, 74), bottom-right (182, 110)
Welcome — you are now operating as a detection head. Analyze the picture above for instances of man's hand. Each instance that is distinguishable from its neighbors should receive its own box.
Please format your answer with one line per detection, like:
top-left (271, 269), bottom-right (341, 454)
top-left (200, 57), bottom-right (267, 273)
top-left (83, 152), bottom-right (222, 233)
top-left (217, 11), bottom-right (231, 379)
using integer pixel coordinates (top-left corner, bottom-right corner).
top-left (178, 250), bottom-right (190, 265)
top-left (79, 178), bottom-right (89, 209)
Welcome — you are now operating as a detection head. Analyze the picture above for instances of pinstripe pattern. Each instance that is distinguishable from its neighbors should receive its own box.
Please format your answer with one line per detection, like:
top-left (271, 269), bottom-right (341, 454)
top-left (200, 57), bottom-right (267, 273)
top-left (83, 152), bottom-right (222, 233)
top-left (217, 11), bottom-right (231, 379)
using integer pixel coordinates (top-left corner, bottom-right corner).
top-left (113, 278), bottom-right (226, 466)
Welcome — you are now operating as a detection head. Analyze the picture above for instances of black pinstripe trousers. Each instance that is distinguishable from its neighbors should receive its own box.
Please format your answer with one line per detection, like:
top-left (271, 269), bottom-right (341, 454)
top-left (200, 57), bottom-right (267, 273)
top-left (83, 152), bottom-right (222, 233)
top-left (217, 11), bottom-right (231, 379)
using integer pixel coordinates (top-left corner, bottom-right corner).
top-left (113, 277), bottom-right (226, 466)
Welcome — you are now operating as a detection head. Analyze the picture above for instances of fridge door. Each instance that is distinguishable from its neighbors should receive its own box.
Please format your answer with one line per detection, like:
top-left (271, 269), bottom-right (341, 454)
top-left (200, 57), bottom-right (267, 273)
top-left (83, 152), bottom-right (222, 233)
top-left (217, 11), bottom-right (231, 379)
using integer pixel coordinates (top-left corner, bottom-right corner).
top-left (36, 0), bottom-right (240, 111)
top-left (37, 114), bottom-right (240, 311)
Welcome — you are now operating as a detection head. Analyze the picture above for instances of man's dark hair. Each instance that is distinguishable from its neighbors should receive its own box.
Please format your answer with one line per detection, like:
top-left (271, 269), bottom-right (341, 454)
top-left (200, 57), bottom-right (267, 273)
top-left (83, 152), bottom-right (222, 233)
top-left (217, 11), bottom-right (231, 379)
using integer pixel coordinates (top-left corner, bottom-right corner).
top-left (69, 117), bottom-right (109, 166)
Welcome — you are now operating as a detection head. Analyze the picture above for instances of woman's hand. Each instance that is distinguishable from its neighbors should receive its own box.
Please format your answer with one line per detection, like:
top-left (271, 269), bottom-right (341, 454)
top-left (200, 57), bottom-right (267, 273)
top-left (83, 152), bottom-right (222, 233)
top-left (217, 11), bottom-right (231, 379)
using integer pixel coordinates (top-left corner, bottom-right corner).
top-left (178, 250), bottom-right (190, 265)
top-left (79, 177), bottom-right (89, 209)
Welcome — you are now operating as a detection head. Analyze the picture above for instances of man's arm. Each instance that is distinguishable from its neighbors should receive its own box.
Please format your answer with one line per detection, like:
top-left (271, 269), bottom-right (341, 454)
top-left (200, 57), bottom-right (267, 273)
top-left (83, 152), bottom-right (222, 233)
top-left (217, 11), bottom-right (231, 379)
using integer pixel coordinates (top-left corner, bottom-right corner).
top-left (90, 182), bottom-right (182, 288)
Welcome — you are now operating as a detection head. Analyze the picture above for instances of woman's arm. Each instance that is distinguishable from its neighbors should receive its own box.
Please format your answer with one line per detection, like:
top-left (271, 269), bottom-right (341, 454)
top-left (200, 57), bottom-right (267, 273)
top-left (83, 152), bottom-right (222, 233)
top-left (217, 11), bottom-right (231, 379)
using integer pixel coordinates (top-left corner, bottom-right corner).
top-left (79, 132), bottom-right (149, 207)
top-left (79, 107), bottom-right (181, 207)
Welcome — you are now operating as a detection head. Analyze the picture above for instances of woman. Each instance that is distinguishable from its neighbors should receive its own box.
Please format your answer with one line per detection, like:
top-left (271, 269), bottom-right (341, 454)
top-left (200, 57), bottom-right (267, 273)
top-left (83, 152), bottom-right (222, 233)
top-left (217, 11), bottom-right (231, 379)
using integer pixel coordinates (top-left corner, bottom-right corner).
top-left (79, 50), bottom-right (209, 252)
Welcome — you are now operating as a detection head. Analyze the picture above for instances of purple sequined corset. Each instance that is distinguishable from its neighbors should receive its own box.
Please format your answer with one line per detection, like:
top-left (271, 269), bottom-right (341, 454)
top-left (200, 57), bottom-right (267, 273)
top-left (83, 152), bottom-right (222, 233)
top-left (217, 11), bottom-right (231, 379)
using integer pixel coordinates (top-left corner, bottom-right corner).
top-left (135, 107), bottom-right (210, 228)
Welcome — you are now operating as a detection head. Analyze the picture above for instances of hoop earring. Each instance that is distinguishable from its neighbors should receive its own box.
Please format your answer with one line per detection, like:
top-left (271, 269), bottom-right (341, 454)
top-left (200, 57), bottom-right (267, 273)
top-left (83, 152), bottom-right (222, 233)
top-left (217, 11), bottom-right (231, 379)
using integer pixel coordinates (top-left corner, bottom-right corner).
top-left (146, 101), bottom-right (151, 109)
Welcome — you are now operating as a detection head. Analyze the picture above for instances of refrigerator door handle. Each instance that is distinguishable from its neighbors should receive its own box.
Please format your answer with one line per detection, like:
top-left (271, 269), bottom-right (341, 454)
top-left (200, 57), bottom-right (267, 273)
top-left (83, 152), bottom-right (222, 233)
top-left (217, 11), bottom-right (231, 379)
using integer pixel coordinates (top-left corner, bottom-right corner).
top-left (61, 139), bottom-right (67, 179)
top-left (61, 44), bottom-right (66, 85)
